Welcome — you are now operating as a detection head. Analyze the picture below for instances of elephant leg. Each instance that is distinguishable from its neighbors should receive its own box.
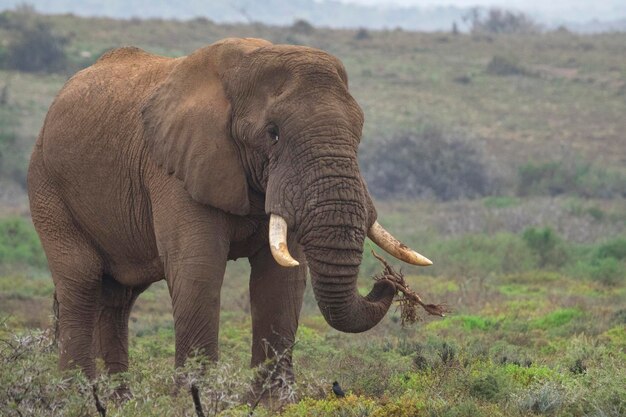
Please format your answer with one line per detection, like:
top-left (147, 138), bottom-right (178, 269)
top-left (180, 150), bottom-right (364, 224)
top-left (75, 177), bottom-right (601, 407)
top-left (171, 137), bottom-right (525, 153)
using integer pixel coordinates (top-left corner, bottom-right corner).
top-left (54, 261), bottom-right (102, 379)
top-left (169, 254), bottom-right (228, 367)
top-left (249, 240), bottom-right (306, 397)
top-left (92, 275), bottom-right (147, 375)
top-left (159, 220), bottom-right (230, 368)
top-left (30, 180), bottom-right (103, 378)
top-left (151, 182), bottom-right (232, 368)
top-left (42, 226), bottom-right (103, 378)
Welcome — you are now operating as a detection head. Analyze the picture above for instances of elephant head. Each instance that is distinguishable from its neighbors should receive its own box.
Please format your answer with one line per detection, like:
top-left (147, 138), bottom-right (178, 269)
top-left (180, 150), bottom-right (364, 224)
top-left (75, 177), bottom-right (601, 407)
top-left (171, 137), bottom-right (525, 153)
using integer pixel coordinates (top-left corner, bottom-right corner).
top-left (142, 38), bottom-right (431, 333)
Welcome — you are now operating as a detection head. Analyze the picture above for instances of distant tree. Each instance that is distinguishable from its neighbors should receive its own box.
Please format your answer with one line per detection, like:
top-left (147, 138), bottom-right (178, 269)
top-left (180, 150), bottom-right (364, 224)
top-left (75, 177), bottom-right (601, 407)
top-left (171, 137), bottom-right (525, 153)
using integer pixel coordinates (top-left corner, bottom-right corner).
top-left (291, 19), bottom-right (314, 35)
top-left (451, 21), bottom-right (459, 35)
top-left (464, 7), bottom-right (540, 34)
top-left (355, 28), bottom-right (370, 40)
top-left (1, 6), bottom-right (68, 73)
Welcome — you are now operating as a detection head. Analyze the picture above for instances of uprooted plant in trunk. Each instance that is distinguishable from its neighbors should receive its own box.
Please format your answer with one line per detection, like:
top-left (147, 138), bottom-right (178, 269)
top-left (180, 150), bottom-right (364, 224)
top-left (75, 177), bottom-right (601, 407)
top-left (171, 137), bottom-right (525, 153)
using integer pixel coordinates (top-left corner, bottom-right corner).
top-left (371, 250), bottom-right (449, 326)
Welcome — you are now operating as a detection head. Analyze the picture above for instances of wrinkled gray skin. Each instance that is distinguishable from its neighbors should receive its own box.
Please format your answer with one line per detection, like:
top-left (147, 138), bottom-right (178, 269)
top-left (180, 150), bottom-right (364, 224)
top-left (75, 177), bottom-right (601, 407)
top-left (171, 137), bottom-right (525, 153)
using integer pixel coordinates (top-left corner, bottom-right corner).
top-left (27, 38), bottom-right (397, 385)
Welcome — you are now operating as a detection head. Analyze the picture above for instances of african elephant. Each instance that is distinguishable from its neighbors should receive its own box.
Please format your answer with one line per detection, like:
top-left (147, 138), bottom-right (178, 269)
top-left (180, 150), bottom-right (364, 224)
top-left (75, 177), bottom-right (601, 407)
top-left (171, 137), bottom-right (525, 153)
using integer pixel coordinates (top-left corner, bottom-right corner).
top-left (27, 38), bottom-right (431, 385)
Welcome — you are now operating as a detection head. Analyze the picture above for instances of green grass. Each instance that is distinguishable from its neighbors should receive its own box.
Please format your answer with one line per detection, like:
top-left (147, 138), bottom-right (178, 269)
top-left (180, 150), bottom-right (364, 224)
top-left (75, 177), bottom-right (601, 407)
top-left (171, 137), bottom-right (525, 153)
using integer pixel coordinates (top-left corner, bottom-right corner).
top-left (7, 196), bottom-right (623, 415)
top-left (530, 308), bottom-right (583, 330)
top-left (0, 217), bottom-right (46, 268)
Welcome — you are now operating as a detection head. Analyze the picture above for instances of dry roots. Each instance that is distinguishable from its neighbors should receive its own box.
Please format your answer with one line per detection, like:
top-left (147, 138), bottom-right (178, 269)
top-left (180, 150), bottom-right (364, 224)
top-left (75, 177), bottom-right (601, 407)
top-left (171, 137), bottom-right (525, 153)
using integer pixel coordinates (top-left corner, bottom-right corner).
top-left (372, 250), bottom-right (449, 326)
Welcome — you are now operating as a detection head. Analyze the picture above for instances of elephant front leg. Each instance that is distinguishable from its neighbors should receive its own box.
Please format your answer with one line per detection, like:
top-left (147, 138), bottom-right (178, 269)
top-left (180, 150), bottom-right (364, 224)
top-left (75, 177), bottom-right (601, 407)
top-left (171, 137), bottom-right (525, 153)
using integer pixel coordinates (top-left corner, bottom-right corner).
top-left (248, 241), bottom-right (306, 401)
top-left (151, 187), bottom-right (232, 368)
top-left (167, 248), bottom-right (229, 368)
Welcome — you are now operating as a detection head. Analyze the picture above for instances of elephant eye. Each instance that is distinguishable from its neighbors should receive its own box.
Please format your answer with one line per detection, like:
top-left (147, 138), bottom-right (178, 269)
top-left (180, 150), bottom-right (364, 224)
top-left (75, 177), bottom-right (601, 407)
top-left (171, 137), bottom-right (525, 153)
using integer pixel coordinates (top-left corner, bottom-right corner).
top-left (267, 125), bottom-right (279, 144)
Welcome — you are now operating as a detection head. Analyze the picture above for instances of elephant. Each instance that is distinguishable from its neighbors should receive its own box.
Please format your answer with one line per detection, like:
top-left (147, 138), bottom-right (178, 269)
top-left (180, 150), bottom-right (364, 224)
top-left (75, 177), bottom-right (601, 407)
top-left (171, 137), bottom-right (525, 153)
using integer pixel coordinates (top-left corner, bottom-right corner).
top-left (27, 37), bottom-right (431, 387)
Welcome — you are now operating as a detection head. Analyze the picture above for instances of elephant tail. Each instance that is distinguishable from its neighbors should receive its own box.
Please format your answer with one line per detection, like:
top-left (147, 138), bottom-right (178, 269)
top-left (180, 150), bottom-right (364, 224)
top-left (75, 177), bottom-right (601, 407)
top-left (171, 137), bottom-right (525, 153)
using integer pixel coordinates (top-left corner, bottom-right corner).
top-left (53, 290), bottom-right (60, 344)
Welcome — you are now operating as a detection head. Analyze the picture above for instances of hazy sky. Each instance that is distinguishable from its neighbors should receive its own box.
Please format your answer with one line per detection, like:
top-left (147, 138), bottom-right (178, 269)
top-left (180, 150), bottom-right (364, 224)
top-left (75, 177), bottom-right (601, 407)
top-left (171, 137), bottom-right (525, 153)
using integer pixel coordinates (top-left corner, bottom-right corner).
top-left (339, 0), bottom-right (626, 22)
top-left (0, 0), bottom-right (623, 25)
top-left (340, 0), bottom-right (624, 7)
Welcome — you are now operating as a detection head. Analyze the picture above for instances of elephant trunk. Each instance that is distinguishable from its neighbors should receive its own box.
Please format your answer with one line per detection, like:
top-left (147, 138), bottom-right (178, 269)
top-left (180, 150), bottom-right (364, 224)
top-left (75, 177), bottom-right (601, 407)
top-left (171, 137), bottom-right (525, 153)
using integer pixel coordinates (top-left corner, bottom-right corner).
top-left (296, 167), bottom-right (397, 333)
top-left (305, 246), bottom-right (397, 333)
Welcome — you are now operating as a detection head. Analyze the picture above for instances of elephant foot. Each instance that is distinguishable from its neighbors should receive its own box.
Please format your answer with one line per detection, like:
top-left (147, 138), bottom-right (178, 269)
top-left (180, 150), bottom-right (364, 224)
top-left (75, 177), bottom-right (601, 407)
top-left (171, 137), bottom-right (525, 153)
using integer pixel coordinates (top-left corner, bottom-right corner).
top-left (247, 363), bottom-right (297, 412)
top-left (170, 371), bottom-right (188, 397)
top-left (110, 384), bottom-right (133, 403)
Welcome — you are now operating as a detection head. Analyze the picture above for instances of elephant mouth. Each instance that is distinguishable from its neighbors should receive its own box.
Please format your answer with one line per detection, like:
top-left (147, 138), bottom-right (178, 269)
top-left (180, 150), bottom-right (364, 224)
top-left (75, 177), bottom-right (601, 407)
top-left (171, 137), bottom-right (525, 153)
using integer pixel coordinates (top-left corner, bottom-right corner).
top-left (267, 213), bottom-right (432, 268)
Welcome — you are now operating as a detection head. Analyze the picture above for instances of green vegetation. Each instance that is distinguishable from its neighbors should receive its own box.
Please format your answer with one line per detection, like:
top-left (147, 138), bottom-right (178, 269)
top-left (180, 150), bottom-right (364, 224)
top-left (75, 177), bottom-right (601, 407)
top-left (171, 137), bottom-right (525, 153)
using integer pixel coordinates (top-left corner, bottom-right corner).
top-left (522, 227), bottom-right (567, 268)
top-left (486, 54), bottom-right (532, 76)
top-left (517, 160), bottom-right (625, 199)
top-left (1, 199), bottom-right (625, 416)
top-left (0, 7), bottom-right (625, 417)
top-left (361, 126), bottom-right (489, 200)
top-left (0, 217), bottom-right (45, 268)
top-left (0, 109), bottom-right (27, 187)
top-left (0, 6), bottom-right (69, 73)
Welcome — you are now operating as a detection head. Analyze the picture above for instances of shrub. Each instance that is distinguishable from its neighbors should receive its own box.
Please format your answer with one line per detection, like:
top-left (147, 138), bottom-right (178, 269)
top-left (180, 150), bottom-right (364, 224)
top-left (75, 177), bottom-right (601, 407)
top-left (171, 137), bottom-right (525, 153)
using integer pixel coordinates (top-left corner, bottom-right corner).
top-left (437, 342), bottom-right (457, 366)
top-left (569, 358), bottom-right (586, 375)
top-left (522, 227), bottom-right (568, 268)
top-left (568, 257), bottom-right (625, 287)
top-left (518, 162), bottom-right (562, 195)
top-left (440, 401), bottom-right (483, 417)
top-left (469, 375), bottom-right (500, 401)
top-left (516, 382), bottom-right (565, 415)
top-left (0, 7), bottom-right (68, 73)
top-left (569, 238), bottom-right (626, 286)
top-left (596, 238), bottom-right (626, 261)
top-left (611, 309), bottom-right (626, 325)
top-left (588, 257), bottom-right (624, 286)
top-left (361, 126), bottom-right (490, 200)
top-left (0, 217), bottom-right (46, 268)
top-left (0, 329), bottom-right (97, 416)
top-left (516, 159), bottom-right (625, 198)
top-left (486, 55), bottom-right (530, 76)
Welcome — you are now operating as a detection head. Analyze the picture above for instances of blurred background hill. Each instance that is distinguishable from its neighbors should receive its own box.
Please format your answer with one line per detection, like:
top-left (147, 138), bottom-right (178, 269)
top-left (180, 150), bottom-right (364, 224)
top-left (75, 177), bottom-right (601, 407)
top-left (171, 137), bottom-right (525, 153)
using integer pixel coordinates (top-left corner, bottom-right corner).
top-left (1, 0), bottom-right (626, 32)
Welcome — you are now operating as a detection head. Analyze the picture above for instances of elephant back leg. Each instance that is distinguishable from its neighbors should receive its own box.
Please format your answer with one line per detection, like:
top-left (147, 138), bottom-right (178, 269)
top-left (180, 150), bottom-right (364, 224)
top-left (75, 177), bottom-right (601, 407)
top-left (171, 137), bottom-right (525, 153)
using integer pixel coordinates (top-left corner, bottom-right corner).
top-left (30, 195), bottom-right (104, 377)
top-left (29, 147), bottom-right (104, 379)
top-left (92, 275), bottom-right (148, 375)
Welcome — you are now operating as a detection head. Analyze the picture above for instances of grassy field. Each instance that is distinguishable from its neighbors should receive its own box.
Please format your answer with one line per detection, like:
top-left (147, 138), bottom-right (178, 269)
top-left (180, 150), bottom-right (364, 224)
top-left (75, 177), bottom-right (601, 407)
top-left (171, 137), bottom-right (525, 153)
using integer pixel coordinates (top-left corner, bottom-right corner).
top-left (1, 8), bottom-right (625, 417)
top-left (1, 197), bottom-right (625, 416)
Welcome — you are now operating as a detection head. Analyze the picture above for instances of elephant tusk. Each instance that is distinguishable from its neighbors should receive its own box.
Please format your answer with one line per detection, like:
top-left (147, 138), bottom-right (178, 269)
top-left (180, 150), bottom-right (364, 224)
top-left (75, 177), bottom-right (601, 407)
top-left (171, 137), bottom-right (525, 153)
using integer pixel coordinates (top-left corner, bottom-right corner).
top-left (368, 221), bottom-right (433, 266)
top-left (269, 214), bottom-right (300, 267)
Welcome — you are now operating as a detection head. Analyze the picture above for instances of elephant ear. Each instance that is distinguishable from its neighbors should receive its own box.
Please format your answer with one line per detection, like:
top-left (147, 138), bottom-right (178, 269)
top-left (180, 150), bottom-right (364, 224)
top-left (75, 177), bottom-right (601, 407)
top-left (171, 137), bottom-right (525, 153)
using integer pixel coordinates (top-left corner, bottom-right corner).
top-left (142, 38), bottom-right (271, 215)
